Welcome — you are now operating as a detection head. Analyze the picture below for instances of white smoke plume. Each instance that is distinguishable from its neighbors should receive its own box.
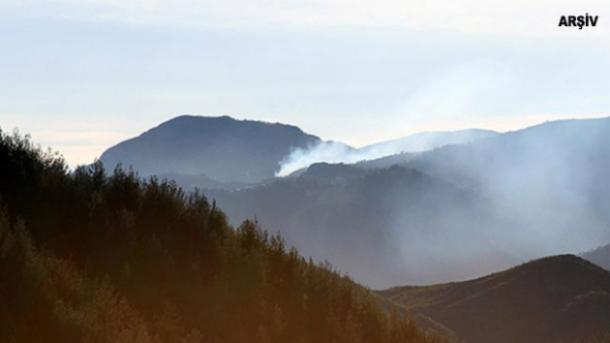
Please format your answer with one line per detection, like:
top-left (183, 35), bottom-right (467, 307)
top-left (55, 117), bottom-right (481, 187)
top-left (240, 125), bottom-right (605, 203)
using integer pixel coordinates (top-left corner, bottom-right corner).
top-left (276, 142), bottom-right (358, 177)
top-left (276, 129), bottom-right (498, 177)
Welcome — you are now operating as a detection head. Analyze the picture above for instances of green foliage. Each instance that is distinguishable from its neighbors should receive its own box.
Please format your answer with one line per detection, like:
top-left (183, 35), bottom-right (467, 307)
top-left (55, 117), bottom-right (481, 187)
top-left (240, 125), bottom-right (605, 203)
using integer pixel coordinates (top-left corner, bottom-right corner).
top-left (0, 131), bottom-right (437, 342)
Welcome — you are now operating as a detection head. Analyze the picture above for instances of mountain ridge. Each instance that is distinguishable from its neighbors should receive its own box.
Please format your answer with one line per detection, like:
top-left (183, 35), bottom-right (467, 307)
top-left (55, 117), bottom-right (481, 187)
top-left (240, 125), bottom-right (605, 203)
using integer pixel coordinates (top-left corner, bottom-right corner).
top-left (358, 128), bottom-right (498, 154)
top-left (379, 254), bottom-right (610, 343)
top-left (99, 115), bottom-right (321, 183)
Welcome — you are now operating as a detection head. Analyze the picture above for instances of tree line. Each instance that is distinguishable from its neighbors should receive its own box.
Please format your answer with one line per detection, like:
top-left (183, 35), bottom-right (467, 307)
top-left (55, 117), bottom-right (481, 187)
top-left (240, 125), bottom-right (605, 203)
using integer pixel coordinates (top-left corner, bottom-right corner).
top-left (0, 130), bottom-right (441, 343)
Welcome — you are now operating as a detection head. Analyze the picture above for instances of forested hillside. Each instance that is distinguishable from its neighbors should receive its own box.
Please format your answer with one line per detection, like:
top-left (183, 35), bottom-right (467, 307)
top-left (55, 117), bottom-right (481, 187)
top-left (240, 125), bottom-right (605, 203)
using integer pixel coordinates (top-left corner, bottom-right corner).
top-left (0, 131), bottom-right (438, 343)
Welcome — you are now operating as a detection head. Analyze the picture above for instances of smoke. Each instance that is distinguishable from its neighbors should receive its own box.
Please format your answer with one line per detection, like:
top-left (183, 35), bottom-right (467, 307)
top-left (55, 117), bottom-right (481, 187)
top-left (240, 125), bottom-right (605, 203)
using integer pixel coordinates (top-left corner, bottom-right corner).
top-left (276, 60), bottom-right (511, 178)
top-left (216, 117), bottom-right (610, 288)
top-left (382, 117), bottom-right (610, 285)
top-left (276, 129), bottom-right (497, 177)
top-left (275, 141), bottom-right (386, 177)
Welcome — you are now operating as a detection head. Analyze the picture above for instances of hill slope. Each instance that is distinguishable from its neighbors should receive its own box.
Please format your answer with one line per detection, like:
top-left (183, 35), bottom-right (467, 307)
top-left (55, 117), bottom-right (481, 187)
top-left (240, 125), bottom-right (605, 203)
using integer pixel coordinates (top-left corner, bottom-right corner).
top-left (0, 130), bottom-right (436, 343)
top-left (209, 163), bottom-right (521, 288)
top-left (99, 115), bottom-right (321, 184)
top-left (208, 117), bottom-right (610, 287)
top-left (380, 255), bottom-right (610, 343)
top-left (358, 117), bottom-right (610, 255)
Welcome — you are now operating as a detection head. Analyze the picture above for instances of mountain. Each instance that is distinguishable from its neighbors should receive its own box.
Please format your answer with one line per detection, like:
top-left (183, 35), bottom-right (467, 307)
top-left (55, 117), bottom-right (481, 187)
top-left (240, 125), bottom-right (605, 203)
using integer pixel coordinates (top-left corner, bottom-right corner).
top-left (409, 118), bottom-right (610, 252)
top-left (99, 115), bottom-right (321, 184)
top-left (357, 129), bottom-right (498, 157)
top-left (100, 116), bottom-right (497, 186)
top-left (379, 255), bottom-right (610, 343)
top-left (209, 162), bottom-right (521, 288)
top-left (0, 130), bottom-right (436, 343)
top-left (209, 117), bottom-right (610, 287)
top-left (355, 151), bottom-right (418, 170)
top-left (583, 244), bottom-right (610, 271)
top-left (358, 117), bottom-right (610, 255)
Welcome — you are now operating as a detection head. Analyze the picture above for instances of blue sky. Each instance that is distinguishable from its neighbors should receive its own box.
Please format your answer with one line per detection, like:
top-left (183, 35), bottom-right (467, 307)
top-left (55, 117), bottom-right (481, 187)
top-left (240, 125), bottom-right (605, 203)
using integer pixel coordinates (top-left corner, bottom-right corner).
top-left (1, 0), bottom-right (609, 166)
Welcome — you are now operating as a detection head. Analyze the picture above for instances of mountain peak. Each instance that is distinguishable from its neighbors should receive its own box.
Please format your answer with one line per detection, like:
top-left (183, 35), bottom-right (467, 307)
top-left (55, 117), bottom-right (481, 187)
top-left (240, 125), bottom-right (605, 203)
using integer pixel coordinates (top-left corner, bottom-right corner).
top-left (153, 115), bottom-right (305, 133)
top-left (99, 115), bottom-right (320, 183)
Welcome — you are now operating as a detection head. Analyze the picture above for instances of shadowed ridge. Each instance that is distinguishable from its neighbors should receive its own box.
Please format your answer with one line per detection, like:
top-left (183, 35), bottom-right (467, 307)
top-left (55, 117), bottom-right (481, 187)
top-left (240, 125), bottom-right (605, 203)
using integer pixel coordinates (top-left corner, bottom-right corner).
top-left (379, 254), bottom-right (610, 343)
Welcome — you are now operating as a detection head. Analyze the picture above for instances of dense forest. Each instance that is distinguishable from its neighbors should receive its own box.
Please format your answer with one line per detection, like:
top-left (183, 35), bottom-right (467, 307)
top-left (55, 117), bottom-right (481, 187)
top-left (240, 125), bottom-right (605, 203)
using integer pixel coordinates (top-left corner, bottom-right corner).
top-left (0, 130), bottom-right (439, 343)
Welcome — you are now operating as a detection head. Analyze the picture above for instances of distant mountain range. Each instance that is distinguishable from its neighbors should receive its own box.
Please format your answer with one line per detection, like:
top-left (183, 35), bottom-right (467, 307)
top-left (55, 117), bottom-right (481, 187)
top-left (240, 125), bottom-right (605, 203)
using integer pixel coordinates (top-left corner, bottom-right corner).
top-left (98, 115), bottom-right (610, 288)
top-left (357, 128), bottom-right (498, 157)
top-left (379, 255), bottom-right (610, 343)
top-left (100, 115), bottom-right (320, 184)
top-left (277, 128), bottom-right (498, 177)
top-left (99, 115), bottom-right (498, 187)
top-left (401, 117), bottom-right (610, 254)
top-left (211, 117), bottom-right (610, 287)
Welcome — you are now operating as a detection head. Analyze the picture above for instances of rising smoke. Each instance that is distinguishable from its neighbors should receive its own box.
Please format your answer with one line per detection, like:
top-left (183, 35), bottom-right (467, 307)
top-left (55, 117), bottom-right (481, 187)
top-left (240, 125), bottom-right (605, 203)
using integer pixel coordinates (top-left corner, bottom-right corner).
top-left (276, 129), bottom-right (498, 177)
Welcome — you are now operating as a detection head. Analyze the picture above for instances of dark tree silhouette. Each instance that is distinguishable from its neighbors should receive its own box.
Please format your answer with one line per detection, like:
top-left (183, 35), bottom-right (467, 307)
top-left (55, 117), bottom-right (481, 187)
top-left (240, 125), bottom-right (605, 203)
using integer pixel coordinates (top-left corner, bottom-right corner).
top-left (0, 130), bottom-right (439, 343)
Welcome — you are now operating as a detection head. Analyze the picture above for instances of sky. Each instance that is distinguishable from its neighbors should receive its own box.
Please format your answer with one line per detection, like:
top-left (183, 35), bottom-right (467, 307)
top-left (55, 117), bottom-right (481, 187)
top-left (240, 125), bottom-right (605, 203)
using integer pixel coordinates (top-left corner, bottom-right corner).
top-left (1, 0), bottom-right (609, 166)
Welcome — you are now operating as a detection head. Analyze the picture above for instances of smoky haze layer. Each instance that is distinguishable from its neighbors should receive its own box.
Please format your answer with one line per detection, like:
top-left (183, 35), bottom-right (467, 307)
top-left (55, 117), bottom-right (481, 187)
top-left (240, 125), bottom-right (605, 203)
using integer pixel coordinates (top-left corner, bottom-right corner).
top-left (211, 117), bottom-right (610, 288)
top-left (403, 117), bottom-right (610, 254)
top-left (380, 117), bottom-right (610, 283)
top-left (209, 163), bottom-right (522, 288)
top-left (276, 129), bottom-right (498, 176)
top-left (99, 115), bottom-right (610, 288)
